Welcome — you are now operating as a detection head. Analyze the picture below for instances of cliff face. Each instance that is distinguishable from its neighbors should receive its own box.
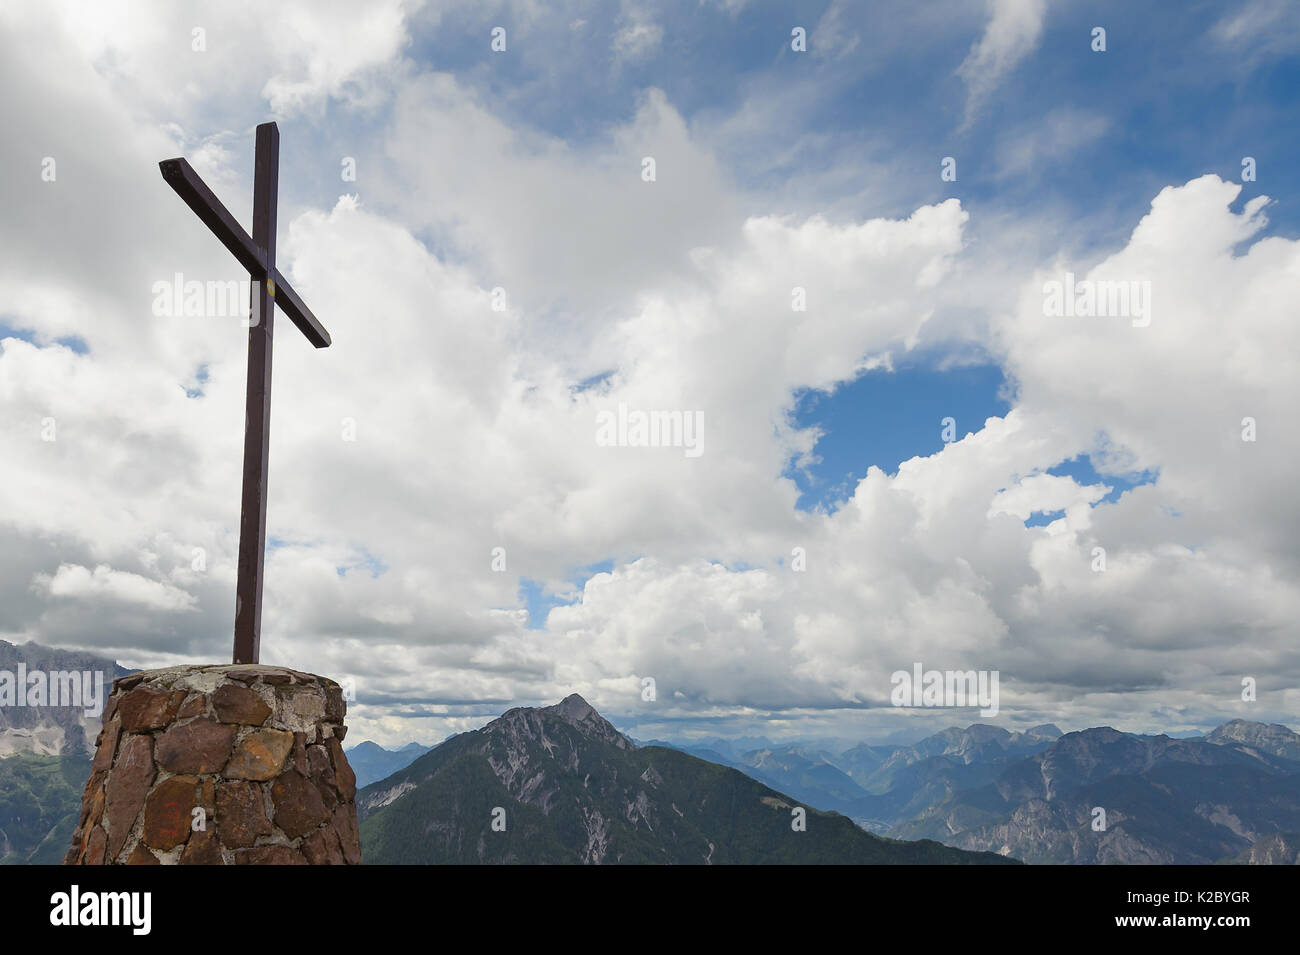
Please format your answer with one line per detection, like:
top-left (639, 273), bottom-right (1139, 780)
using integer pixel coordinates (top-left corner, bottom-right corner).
top-left (889, 725), bottom-right (1300, 864)
top-left (0, 640), bottom-right (131, 757)
top-left (1226, 832), bottom-right (1300, 865)
top-left (1206, 719), bottom-right (1300, 762)
top-left (357, 694), bottom-right (1016, 865)
top-left (0, 641), bottom-right (127, 862)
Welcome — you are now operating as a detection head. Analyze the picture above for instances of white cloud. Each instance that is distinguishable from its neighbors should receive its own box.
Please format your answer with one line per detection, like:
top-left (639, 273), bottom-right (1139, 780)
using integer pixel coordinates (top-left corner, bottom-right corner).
top-left (996, 107), bottom-right (1110, 179)
top-left (988, 473), bottom-right (1109, 522)
top-left (9, 0), bottom-right (424, 121)
top-left (260, 0), bottom-right (424, 114)
top-left (516, 174), bottom-right (1300, 741)
top-left (1211, 0), bottom-right (1300, 64)
top-left (35, 563), bottom-right (198, 612)
top-left (811, 0), bottom-right (862, 60)
top-left (612, 18), bottom-right (663, 62)
top-left (957, 0), bottom-right (1048, 126)
top-left (0, 2), bottom-right (1297, 749)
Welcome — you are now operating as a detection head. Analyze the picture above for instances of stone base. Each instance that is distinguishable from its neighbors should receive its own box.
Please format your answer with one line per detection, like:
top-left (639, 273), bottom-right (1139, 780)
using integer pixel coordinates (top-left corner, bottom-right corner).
top-left (64, 665), bottom-right (360, 865)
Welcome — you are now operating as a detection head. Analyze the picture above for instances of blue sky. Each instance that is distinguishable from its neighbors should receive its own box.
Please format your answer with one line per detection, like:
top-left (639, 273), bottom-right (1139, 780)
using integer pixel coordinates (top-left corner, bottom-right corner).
top-left (2, 0), bottom-right (1298, 748)
top-left (789, 362), bottom-right (1012, 511)
top-left (375, 0), bottom-right (1300, 237)
top-left (97, 0), bottom-right (1294, 523)
top-left (0, 318), bottom-right (88, 354)
top-left (247, 1), bottom-right (1300, 261)
top-left (277, 0), bottom-right (1298, 538)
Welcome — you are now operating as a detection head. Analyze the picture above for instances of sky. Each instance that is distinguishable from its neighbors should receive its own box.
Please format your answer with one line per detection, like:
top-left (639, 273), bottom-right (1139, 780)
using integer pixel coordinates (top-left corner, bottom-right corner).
top-left (1, 0), bottom-right (1298, 750)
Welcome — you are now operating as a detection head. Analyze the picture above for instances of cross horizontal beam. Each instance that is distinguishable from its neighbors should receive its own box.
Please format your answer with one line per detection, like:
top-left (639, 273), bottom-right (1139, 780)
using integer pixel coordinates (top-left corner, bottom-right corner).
top-left (158, 158), bottom-right (331, 348)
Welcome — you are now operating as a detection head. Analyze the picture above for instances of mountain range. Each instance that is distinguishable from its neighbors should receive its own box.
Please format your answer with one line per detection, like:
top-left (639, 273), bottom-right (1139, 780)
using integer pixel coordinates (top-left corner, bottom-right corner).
top-left (0, 641), bottom-right (127, 863)
top-left (0, 640), bottom-right (130, 758)
top-left (356, 694), bottom-right (1015, 864)
top-left (346, 740), bottom-right (434, 788)
top-left (653, 718), bottom-right (1300, 864)
top-left (886, 721), bottom-right (1300, 863)
top-left (644, 721), bottom-right (1064, 833)
top-left (0, 639), bottom-right (1295, 865)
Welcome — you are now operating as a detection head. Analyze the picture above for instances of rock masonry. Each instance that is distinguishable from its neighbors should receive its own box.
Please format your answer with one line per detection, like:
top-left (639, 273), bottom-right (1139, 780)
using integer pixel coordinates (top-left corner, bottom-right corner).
top-left (64, 664), bottom-right (360, 865)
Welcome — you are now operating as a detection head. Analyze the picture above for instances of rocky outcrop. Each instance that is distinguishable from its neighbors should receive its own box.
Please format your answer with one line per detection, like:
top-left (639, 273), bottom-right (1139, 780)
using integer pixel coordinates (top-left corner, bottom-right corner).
top-left (1226, 832), bottom-right (1300, 864)
top-left (64, 665), bottom-right (359, 865)
top-left (355, 694), bottom-right (1017, 865)
top-left (889, 723), bottom-right (1300, 863)
top-left (1206, 720), bottom-right (1300, 763)
top-left (0, 640), bottom-right (131, 757)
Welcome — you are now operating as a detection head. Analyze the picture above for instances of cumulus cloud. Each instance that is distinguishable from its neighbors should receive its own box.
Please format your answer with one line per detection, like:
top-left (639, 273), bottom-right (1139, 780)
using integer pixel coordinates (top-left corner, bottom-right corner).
top-left (1, 1), bottom-right (1296, 750)
top-left (35, 564), bottom-right (198, 612)
top-left (517, 174), bottom-right (1300, 743)
top-left (13, 0), bottom-right (424, 124)
top-left (988, 473), bottom-right (1109, 521)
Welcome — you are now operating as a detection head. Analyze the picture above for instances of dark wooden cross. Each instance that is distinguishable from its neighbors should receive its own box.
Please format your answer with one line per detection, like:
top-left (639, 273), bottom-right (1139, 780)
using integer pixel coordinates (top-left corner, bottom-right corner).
top-left (159, 122), bottom-right (331, 665)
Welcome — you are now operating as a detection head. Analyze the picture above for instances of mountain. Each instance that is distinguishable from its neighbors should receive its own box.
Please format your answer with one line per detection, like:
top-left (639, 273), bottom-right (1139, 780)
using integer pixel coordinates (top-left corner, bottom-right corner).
top-left (346, 740), bottom-right (434, 789)
top-left (5, 636), bottom-right (1290, 866)
top-left (649, 724), bottom-right (1065, 834)
top-left (1224, 832), bottom-right (1300, 865)
top-left (0, 641), bottom-right (128, 864)
top-left (836, 741), bottom-right (901, 784)
top-left (678, 736), bottom-right (779, 762)
top-left (889, 724), bottom-right (1300, 863)
top-left (852, 723), bottom-right (1062, 794)
top-left (0, 753), bottom-right (91, 864)
top-left (356, 695), bottom-right (1017, 865)
top-left (645, 742), bottom-right (876, 818)
top-left (0, 640), bottom-right (131, 757)
top-left (1206, 720), bottom-right (1300, 762)
top-left (637, 740), bottom-right (743, 771)
top-left (648, 720), bottom-right (1300, 863)
top-left (740, 746), bottom-right (868, 809)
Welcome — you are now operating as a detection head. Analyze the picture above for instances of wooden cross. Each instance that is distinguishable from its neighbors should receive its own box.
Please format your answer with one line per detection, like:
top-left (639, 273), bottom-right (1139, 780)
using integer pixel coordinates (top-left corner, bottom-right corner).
top-left (159, 122), bottom-right (331, 665)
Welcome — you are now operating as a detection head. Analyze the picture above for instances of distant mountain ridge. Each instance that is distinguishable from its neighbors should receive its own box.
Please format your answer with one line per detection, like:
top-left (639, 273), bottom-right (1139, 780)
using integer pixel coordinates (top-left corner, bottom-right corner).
top-left (650, 721), bottom-right (1064, 833)
top-left (0, 640), bottom-right (130, 757)
top-left (893, 723), bottom-right (1300, 862)
top-left (0, 641), bottom-right (128, 864)
top-left (1206, 719), bottom-right (1300, 762)
top-left (346, 740), bottom-right (434, 789)
top-left (650, 719), bottom-right (1300, 864)
top-left (356, 695), bottom-right (1016, 865)
top-left (2, 637), bottom-right (1294, 865)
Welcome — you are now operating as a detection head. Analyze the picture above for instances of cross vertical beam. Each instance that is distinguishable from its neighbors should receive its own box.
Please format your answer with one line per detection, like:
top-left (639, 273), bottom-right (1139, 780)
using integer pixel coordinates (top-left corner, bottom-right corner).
top-left (160, 121), bottom-right (330, 666)
top-left (233, 123), bottom-right (279, 665)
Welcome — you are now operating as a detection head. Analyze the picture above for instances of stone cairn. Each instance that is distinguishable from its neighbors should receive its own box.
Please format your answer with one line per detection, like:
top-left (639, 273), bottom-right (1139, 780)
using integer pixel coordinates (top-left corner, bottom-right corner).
top-left (64, 665), bottom-right (360, 865)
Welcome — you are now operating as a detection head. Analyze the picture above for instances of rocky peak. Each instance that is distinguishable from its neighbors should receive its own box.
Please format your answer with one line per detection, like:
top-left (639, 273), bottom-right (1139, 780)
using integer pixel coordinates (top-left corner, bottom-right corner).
top-left (0, 640), bottom-right (131, 757)
top-left (1023, 724), bottom-right (1064, 739)
top-left (543, 694), bottom-right (631, 749)
top-left (487, 693), bottom-right (631, 751)
top-left (548, 693), bottom-right (597, 722)
top-left (1206, 719), bottom-right (1300, 761)
top-left (958, 723), bottom-right (1013, 742)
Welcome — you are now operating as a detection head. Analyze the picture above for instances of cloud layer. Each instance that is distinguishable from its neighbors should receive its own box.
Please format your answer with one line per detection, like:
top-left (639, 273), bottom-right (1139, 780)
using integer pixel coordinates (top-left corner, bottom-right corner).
top-left (1, 1), bottom-right (1296, 748)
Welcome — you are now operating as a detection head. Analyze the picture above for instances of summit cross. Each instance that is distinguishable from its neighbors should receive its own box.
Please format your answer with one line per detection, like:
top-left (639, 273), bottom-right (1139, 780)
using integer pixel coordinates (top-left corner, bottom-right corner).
top-left (159, 121), bottom-right (331, 665)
